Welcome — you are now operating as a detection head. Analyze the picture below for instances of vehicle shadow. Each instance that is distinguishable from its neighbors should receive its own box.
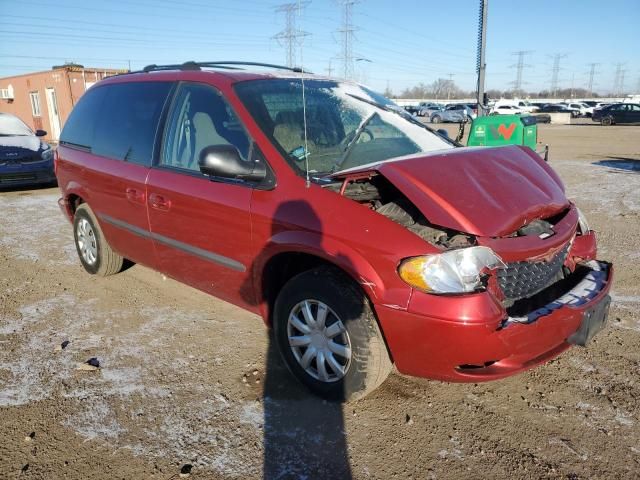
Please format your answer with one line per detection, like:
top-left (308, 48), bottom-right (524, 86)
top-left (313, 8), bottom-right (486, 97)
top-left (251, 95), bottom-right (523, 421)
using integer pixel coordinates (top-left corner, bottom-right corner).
top-left (592, 157), bottom-right (640, 173)
top-left (242, 200), bottom-right (353, 479)
top-left (0, 181), bottom-right (58, 193)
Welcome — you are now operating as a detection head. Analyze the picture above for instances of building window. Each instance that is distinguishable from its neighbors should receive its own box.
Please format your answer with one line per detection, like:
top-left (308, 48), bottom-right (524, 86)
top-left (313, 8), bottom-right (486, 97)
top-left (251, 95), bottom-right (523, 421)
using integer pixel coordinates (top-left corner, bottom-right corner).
top-left (29, 91), bottom-right (41, 116)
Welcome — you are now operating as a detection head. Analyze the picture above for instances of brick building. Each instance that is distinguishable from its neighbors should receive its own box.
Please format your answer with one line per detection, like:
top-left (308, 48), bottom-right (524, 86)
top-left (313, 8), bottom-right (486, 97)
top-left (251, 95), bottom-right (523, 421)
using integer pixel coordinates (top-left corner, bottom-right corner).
top-left (0, 65), bottom-right (127, 143)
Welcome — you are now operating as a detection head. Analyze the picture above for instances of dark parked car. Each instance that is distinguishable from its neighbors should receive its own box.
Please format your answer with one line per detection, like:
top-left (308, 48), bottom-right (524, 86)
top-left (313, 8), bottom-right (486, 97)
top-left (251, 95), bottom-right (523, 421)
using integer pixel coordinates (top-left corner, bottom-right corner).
top-left (592, 103), bottom-right (640, 125)
top-left (0, 113), bottom-right (55, 188)
top-left (56, 61), bottom-right (612, 401)
top-left (538, 104), bottom-right (576, 116)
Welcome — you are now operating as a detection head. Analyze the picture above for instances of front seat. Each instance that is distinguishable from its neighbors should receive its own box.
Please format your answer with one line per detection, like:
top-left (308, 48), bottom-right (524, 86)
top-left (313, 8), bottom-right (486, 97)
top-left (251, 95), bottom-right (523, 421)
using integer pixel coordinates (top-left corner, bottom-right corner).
top-left (190, 111), bottom-right (228, 170)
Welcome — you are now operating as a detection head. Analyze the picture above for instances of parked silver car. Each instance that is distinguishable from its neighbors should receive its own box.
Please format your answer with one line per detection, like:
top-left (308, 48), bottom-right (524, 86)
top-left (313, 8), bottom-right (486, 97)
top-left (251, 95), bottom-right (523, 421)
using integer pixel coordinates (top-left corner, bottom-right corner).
top-left (430, 104), bottom-right (476, 123)
top-left (419, 104), bottom-right (444, 118)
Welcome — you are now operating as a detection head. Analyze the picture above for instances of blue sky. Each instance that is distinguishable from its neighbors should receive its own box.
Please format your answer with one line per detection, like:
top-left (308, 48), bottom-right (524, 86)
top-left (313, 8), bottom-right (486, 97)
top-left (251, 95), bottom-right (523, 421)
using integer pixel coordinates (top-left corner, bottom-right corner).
top-left (1, 0), bottom-right (638, 95)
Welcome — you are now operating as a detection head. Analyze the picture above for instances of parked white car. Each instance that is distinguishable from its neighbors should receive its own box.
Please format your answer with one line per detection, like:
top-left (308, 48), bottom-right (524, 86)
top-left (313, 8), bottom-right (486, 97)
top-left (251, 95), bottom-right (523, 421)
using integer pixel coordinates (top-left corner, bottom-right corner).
top-left (560, 102), bottom-right (589, 117)
top-left (490, 105), bottom-right (524, 115)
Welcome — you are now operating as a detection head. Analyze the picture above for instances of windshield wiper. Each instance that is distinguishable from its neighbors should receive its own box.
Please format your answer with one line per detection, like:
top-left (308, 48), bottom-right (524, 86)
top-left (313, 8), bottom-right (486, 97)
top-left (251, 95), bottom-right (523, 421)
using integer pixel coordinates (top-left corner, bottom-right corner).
top-left (344, 93), bottom-right (460, 146)
top-left (332, 111), bottom-right (378, 172)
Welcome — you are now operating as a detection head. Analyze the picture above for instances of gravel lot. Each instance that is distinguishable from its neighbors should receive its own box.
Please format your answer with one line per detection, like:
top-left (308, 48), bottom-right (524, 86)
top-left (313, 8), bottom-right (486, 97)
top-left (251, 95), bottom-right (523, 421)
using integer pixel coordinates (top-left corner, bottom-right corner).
top-left (1, 123), bottom-right (639, 479)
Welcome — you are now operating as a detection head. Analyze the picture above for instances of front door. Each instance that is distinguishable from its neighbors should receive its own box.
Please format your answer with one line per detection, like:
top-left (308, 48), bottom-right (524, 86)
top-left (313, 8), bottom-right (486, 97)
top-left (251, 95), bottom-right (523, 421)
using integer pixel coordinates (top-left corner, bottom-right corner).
top-left (146, 82), bottom-right (255, 308)
top-left (45, 88), bottom-right (61, 140)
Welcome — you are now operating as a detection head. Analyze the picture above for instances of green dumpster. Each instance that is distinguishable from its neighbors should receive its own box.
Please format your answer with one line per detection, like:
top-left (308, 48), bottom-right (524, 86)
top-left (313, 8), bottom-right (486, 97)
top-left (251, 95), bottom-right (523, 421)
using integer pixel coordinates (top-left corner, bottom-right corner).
top-left (467, 114), bottom-right (538, 150)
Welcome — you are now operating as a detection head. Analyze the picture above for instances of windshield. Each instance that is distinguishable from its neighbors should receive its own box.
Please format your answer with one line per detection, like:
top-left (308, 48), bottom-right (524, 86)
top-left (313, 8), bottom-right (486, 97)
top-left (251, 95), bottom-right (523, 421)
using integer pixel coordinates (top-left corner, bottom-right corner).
top-left (0, 114), bottom-right (33, 136)
top-left (234, 79), bottom-right (453, 177)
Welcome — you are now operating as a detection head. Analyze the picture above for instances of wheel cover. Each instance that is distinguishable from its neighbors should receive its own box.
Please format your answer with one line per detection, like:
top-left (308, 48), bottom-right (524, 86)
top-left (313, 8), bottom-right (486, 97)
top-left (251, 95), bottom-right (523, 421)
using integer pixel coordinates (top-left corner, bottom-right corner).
top-left (76, 218), bottom-right (98, 265)
top-left (287, 300), bottom-right (352, 383)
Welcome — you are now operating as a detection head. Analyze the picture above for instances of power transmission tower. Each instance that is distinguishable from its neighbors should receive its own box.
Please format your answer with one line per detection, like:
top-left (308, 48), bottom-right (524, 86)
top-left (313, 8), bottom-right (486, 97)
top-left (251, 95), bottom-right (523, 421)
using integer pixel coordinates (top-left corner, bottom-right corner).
top-left (548, 53), bottom-right (567, 97)
top-left (613, 63), bottom-right (626, 96)
top-left (273, 2), bottom-right (310, 68)
top-left (476, 0), bottom-right (488, 116)
top-left (586, 62), bottom-right (599, 96)
top-left (336, 0), bottom-right (359, 80)
top-left (510, 50), bottom-right (532, 92)
top-left (326, 59), bottom-right (334, 77)
top-left (447, 73), bottom-right (455, 101)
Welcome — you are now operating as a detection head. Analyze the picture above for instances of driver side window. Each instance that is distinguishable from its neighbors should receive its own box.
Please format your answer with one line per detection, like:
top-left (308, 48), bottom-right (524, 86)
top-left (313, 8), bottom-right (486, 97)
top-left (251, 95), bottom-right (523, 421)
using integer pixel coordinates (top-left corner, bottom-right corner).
top-left (162, 83), bottom-right (250, 172)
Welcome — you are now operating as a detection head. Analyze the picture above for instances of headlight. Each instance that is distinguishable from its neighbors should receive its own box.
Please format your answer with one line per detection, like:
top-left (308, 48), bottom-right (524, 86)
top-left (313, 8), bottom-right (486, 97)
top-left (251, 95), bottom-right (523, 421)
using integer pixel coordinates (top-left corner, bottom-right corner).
top-left (576, 207), bottom-right (590, 234)
top-left (41, 149), bottom-right (54, 161)
top-left (398, 246), bottom-right (505, 294)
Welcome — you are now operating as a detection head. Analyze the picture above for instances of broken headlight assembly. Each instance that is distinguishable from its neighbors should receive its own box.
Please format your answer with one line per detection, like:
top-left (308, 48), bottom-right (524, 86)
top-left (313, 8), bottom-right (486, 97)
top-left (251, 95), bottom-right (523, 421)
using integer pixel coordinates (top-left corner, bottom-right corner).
top-left (398, 246), bottom-right (505, 294)
top-left (576, 207), bottom-right (590, 234)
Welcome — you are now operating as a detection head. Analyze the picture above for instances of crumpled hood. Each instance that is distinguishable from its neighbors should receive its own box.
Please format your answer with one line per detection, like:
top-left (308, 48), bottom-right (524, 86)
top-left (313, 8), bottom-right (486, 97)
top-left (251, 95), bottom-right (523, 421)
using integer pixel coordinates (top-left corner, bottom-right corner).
top-left (336, 145), bottom-right (569, 237)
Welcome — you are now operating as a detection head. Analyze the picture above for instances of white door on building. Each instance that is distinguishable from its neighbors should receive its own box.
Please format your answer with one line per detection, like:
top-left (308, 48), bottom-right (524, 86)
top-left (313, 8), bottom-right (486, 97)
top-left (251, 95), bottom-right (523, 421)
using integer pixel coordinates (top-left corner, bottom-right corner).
top-left (45, 87), bottom-right (61, 141)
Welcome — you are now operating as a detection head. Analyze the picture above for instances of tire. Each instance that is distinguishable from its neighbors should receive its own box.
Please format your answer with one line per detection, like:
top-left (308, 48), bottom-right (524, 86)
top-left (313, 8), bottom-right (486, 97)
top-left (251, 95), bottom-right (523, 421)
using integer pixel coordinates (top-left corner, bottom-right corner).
top-left (601, 116), bottom-right (613, 126)
top-left (273, 266), bottom-right (392, 402)
top-left (73, 203), bottom-right (124, 276)
top-left (431, 115), bottom-right (441, 124)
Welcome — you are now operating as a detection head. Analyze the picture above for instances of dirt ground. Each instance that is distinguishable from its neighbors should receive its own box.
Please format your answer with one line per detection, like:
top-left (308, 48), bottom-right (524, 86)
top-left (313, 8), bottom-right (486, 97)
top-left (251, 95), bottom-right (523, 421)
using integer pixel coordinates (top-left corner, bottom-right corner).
top-left (1, 123), bottom-right (639, 479)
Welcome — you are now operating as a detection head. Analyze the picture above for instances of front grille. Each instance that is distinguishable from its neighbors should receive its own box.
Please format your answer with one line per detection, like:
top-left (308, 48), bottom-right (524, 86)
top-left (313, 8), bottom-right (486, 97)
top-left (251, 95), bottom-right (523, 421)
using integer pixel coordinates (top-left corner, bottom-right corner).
top-left (0, 173), bottom-right (37, 183)
top-left (498, 243), bottom-right (570, 302)
top-left (0, 153), bottom-right (41, 165)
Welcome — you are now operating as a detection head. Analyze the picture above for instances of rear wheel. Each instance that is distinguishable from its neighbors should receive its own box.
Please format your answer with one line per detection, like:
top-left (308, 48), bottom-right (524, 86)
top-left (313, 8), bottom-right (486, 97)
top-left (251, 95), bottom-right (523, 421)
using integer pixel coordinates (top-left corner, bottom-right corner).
top-left (273, 266), bottom-right (392, 402)
top-left (73, 203), bottom-right (124, 276)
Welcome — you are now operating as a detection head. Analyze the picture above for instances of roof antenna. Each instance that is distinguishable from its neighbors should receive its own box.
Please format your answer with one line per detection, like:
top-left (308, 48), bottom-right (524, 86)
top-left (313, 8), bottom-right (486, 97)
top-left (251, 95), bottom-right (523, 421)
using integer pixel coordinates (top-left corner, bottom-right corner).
top-left (297, 0), bottom-right (311, 188)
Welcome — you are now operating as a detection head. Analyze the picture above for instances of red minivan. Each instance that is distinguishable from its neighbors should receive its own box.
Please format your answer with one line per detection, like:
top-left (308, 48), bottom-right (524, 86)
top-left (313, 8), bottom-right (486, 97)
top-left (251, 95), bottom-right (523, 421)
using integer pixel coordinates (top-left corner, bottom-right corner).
top-left (56, 62), bottom-right (612, 401)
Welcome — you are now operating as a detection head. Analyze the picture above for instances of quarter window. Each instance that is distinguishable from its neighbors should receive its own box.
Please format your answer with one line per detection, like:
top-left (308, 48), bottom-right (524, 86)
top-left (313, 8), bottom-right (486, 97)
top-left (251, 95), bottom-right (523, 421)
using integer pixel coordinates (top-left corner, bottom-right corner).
top-left (161, 83), bottom-right (250, 172)
top-left (92, 82), bottom-right (172, 166)
top-left (29, 91), bottom-right (41, 116)
top-left (60, 85), bottom-right (107, 149)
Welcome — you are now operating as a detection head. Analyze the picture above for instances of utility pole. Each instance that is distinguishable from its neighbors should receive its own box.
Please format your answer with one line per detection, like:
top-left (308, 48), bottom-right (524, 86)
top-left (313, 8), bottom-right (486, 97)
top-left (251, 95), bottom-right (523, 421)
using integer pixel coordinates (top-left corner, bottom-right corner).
top-left (336, 0), bottom-right (359, 80)
top-left (586, 62), bottom-right (599, 96)
top-left (447, 73), bottom-right (455, 101)
top-left (510, 50), bottom-right (532, 93)
top-left (273, 2), bottom-right (310, 68)
top-left (549, 53), bottom-right (567, 98)
top-left (476, 0), bottom-right (488, 116)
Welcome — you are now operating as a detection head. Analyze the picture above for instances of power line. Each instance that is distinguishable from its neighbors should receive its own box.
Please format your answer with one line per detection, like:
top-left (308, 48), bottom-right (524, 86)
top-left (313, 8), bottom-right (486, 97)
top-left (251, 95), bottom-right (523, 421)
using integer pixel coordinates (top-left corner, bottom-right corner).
top-left (273, 2), bottom-right (310, 68)
top-left (510, 50), bottom-right (532, 92)
top-left (336, 0), bottom-right (359, 80)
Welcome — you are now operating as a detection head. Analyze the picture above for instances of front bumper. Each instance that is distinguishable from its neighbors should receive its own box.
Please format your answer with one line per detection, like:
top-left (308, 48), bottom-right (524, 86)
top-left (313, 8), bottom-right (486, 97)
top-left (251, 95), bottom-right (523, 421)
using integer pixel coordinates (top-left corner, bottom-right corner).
top-left (376, 260), bottom-right (613, 382)
top-left (0, 160), bottom-right (56, 188)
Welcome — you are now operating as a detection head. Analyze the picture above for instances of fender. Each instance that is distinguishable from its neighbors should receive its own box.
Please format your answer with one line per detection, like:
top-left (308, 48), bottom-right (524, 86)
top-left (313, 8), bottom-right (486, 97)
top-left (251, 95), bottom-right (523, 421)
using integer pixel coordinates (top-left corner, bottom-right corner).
top-left (59, 180), bottom-right (92, 222)
top-left (252, 230), bottom-right (412, 323)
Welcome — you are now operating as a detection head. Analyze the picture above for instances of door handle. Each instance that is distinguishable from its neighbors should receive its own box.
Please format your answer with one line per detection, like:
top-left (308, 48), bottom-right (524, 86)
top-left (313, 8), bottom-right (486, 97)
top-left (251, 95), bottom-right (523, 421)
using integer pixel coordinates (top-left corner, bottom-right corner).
top-left (125, 187), bottom-right (145, 204)
top-left (149, 193), bottom-right (171, 211)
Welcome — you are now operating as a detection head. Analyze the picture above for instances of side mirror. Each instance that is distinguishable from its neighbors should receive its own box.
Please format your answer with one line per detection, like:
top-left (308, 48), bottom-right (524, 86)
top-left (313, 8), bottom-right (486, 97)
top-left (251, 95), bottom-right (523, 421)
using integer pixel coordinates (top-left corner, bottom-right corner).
top-left (436, 129), bottom-right (449, 138)
top-left (198, 145), bottom-right (266, 183)
top-left (35, 129), bottom-right (47, 137)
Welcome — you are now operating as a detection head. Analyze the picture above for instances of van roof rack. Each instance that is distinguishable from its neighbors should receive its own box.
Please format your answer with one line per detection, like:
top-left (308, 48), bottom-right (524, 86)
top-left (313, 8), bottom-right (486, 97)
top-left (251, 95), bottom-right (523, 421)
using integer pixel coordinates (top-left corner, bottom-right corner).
top-left (136, 61), bottom-right (311, 74)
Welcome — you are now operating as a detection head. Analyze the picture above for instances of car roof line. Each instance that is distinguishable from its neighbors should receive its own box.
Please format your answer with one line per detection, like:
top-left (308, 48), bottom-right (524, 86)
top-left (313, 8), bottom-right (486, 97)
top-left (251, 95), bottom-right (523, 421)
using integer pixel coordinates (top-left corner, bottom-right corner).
top-left (122, 61), bottom-right (312, 76)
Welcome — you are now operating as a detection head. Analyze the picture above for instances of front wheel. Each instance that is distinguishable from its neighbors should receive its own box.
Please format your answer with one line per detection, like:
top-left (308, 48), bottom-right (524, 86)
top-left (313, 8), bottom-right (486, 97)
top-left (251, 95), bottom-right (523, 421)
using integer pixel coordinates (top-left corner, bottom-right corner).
top-left (601, 116), bottom-right (613, 126)
top-left (73, 203), bottom-right (124, 276)
top-left (273, 267), bottom-right (392, 402)
top-left (431, 115), bottom-right (441, 124)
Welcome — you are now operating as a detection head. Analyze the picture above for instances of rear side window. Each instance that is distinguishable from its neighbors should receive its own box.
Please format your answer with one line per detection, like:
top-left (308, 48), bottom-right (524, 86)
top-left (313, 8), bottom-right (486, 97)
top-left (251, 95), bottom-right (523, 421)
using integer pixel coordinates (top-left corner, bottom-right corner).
top-left (92, 82), bottom-right (172, 165)
top-left (60, 86), bottom-right (107, 149)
